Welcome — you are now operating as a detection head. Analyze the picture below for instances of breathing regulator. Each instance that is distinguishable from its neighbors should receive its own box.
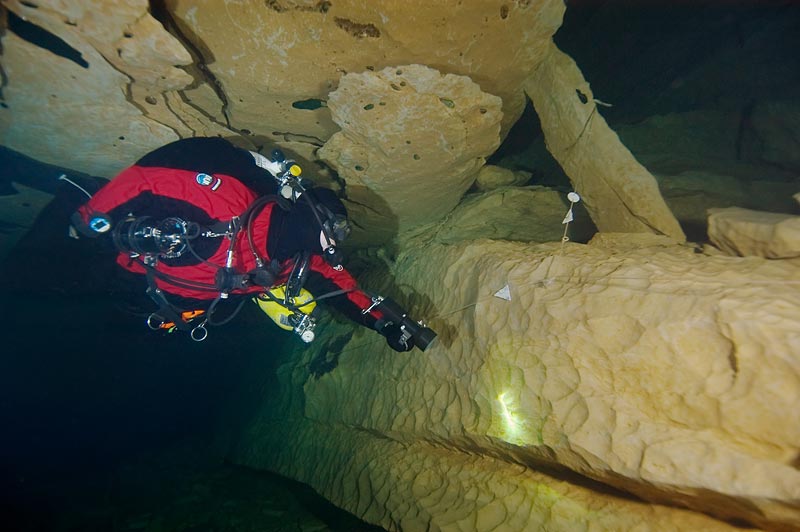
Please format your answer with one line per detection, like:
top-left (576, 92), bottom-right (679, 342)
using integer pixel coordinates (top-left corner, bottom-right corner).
top-left (265, 149), bottom-right (351, 270)
top-left (112, 216), bottom-right (198, 260)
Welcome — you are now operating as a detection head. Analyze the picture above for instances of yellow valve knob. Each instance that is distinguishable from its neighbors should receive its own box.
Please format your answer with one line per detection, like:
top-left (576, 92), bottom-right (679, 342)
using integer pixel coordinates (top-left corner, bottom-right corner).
top-left (289, 164), bottom-right (302, 177)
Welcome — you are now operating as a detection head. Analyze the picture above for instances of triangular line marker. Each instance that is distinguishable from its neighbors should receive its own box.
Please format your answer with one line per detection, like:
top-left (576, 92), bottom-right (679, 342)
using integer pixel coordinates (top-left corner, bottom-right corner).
top-left (494, 284), bottom-right (511, 301)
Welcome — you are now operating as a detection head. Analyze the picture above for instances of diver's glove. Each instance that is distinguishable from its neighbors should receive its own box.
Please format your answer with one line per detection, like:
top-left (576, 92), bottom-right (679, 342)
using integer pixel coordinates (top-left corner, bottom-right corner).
top-left (379, 322), bottom-right (414, 352)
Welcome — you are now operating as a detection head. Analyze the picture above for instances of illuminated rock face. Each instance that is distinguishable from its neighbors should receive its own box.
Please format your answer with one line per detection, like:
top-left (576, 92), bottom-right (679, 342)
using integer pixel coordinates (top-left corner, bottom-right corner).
top-left (5, 2), bottom-right (796, 530)
top-left (234, 234), bottom-right (800, 531)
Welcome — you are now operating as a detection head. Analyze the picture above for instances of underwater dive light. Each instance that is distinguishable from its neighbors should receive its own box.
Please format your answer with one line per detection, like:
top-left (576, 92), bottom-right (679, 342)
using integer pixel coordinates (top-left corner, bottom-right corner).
top-left (370, 296), bottom-right (437, 352)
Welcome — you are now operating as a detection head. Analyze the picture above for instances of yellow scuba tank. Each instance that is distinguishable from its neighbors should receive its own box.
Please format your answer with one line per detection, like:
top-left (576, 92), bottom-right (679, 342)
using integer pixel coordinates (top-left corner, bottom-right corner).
top-left (254, 285), bottom-right (317, 342)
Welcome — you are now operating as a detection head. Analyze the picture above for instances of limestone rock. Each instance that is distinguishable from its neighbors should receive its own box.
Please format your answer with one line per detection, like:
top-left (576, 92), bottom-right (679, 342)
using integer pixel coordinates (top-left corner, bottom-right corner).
top-left (0, 0), bottom-right (197, 176)
top-left (318, 65), bottom-right (503, 242)
top-left (655, 169), bottom-right (800, 241)
top-left (473, 165), bottom-right (532, 192)
top-left (751, 101), bottom-right (800, 173)
top-left (165, 0), bottom-right (566, 144)
top-left (708, 206), bottom-right (800, 259)
top-left (524, 43), bottom-right (686, 241)
top-left (1, 0), bottom-right (567, 180)
top-left (429, 186), bottom-right (595, 245)
top-left (235, 237), bottom-right (800, 531)
top-left (587, 232), bottom-right (689, 254)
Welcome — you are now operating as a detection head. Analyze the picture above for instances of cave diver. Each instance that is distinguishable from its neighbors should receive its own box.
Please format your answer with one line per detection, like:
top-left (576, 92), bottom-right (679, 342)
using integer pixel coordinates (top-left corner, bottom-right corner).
top-left (68, 137), bottom-right (436, 351)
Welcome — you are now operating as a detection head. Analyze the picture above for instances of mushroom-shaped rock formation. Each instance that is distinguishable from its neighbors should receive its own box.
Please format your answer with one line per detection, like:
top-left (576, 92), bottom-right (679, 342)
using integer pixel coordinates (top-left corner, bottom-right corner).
top-left (5, 2), bottom-right (795, 531)
top-left (1, 0), bottom-right (683, 249)
top-left (318, 65), bottom-right (503, 243)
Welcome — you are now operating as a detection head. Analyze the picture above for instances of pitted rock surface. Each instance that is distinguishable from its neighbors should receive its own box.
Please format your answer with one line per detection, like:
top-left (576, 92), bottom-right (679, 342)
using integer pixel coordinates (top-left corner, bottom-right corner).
top-left (1, 0), bottom-right (682, 245)
top-left (319, 64), bottom-right (503, 241)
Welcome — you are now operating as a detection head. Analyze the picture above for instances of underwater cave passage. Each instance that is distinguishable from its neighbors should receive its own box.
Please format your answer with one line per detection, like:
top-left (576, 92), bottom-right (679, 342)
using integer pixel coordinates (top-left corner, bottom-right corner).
top-left (7, 10), bottom-right (89, 69)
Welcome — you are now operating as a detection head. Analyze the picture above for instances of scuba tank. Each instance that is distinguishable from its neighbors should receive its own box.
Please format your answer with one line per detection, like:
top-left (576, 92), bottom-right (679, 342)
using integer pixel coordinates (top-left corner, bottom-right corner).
top-left (254, 250), bottom-right (318, 343)
top-left (254, 285), bottom-right (317, 343)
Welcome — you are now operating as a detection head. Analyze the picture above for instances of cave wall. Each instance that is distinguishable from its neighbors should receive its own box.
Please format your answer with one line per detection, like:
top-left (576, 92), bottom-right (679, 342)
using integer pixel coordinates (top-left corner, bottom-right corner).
top-left (0, 0), bottom-right (683, 249)
top-left (230, 231), bottom-right (800, 531)
top-left (1, 1), bottom-right (799, 531)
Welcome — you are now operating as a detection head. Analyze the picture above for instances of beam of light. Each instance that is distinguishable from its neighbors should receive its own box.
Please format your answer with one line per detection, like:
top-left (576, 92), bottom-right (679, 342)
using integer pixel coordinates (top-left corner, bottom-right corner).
top-left (497, 391), bottom-right (530, 445)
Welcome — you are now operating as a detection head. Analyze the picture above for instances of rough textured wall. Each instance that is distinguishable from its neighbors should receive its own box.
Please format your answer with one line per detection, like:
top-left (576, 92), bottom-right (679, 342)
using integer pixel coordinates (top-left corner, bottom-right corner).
top-left (232, 227), bottom-right (800, 531)
top-left (164, 0), bottom-right (564, 148)
top-left (0, 0), bottom-right (566, 177)
top-left (1, 0), bottom-right (683, 246)
top-left (318, 64), bottom-right (504, 243)
top-left (0, 0), bottom-right (194, 176)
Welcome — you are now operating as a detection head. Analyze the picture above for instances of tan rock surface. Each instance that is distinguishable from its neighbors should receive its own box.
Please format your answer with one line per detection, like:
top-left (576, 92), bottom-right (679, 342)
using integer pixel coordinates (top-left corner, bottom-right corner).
top-left (2, 0), bottom-right (686, 248)
top-left (473, 165), bottom-right (532, 192)
top-left (524, 43), bottom-right (686, 241)
top-left (423, 186), bottom-right (595, 245)
top-left (318, 64), bottom-right (503, 241)
top-left (0, 0), bottom-right (196, 176)
top-left (235, 238), bottom-right (799, 531)
top-left (709, 206), bottom-right (800, 259)
top-left (164, 0), bottom-right (565, 143)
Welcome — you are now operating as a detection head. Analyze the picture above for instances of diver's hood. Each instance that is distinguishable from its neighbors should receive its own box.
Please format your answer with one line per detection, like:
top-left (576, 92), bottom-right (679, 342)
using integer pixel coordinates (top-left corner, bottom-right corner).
top-left (271, 188), bottom-right (350, 260)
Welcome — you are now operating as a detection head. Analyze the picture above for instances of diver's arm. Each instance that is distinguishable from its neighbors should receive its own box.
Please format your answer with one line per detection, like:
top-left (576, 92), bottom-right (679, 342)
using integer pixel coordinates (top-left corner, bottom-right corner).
top-left (303, 255), bottom-right (429, 352)
top-left (303, 254), bottom-right (384, 329)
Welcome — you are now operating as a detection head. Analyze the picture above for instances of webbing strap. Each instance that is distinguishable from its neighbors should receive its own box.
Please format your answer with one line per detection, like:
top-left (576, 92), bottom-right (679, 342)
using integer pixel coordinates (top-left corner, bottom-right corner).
top-left (144, 267), bottom-right (195, 332)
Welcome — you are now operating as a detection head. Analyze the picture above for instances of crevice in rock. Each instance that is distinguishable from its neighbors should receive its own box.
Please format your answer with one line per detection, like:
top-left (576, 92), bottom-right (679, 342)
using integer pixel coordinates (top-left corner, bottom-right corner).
top-left (727, 347), bottom-right (739, 376)
top-left (6, 9), bottom-right (88, 68)
top-left (148, 0), bottom-right (232, 128)
top-left (271, 131), bottom-right (326, 146)
top-left (265, 0), bottom-right (332, 14)
top-left (334, 17), bottom-right (380, 39)
top-left (162, 93), bottom-right (197, 136)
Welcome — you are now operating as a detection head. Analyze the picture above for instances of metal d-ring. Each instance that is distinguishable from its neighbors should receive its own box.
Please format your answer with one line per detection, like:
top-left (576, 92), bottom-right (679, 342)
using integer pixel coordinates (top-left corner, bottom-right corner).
top-left (147, 313), bottom-right (165, 330)
top-left (190, 320), bottom-right (209, 342)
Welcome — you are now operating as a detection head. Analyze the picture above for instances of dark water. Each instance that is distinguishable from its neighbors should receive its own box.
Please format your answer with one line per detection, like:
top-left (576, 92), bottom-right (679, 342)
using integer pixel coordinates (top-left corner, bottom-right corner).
top-left (0, 275), bottom-right (383, 531)
top-left (0, 153), bottom-right (384, 530)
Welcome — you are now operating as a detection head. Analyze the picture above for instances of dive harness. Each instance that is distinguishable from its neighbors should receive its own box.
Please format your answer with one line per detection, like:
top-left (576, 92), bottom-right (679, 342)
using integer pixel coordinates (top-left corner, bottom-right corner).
top-left (116, 195), bottom-right (288, 341)
top-left (110, 150), bottom-right (358, 342)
